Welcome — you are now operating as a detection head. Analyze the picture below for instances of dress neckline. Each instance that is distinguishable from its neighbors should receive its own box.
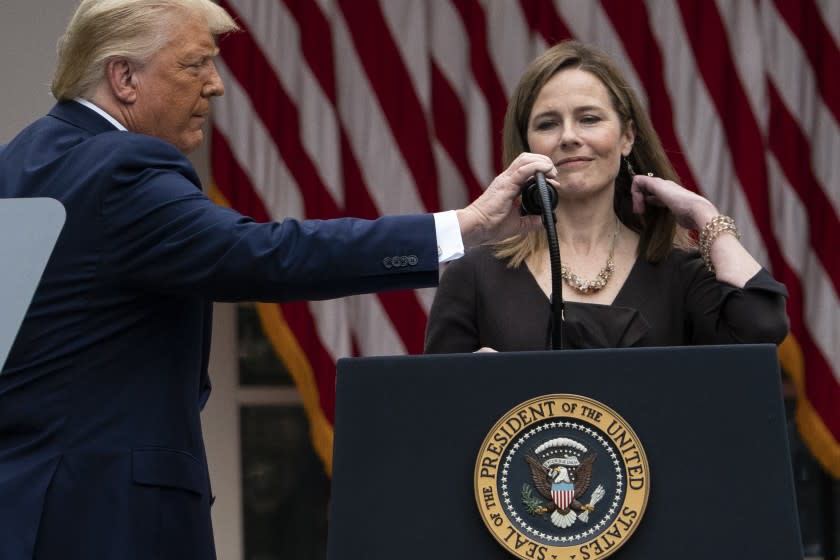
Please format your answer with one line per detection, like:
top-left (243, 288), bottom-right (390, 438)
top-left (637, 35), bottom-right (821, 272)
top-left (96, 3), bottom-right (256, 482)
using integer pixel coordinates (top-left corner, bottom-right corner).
top-left (523, 253), bottom-right (642, 308)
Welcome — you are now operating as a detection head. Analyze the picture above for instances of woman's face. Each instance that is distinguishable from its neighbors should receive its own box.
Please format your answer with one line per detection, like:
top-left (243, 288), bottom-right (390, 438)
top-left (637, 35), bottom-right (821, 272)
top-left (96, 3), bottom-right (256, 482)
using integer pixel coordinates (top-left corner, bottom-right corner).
top-left (526, 68), bottom-right (634, 199)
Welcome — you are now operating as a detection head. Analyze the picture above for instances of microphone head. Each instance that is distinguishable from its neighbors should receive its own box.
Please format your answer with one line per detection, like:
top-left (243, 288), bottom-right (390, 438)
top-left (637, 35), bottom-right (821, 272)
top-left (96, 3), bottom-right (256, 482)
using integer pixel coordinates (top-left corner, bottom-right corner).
top-left (520, 174), bottom-right (558, 216)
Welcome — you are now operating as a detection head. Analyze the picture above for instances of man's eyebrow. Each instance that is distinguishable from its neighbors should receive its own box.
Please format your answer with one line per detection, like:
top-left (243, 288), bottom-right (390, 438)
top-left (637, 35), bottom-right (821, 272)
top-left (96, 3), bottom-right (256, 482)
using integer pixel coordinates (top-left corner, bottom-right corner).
top-left (187, 46), bottom-right (220, 59)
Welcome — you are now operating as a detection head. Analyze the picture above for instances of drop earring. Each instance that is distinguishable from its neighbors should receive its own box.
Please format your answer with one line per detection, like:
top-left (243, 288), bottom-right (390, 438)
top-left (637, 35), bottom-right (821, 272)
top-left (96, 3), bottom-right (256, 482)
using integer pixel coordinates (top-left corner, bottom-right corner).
top-left (624, 156), bottom-right (636, 176)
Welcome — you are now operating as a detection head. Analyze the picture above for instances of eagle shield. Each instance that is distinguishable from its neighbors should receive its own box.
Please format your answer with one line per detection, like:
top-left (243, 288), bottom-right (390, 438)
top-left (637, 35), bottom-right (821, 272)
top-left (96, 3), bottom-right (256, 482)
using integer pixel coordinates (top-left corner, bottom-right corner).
top-left (551, 481), bottom-right (575, 511)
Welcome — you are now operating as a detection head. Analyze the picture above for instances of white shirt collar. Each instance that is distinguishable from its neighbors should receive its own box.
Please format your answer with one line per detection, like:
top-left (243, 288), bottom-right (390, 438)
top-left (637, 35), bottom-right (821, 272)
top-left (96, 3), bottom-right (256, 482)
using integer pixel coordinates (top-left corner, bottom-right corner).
top-left (73, 98), bottom-right (127, 131)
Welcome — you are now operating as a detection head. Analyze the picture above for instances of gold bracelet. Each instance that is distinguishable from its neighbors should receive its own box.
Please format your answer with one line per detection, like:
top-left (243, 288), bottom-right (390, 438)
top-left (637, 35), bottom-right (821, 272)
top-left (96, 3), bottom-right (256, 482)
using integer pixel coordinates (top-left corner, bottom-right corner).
top-left (698, 215), bottom-right (739, 272)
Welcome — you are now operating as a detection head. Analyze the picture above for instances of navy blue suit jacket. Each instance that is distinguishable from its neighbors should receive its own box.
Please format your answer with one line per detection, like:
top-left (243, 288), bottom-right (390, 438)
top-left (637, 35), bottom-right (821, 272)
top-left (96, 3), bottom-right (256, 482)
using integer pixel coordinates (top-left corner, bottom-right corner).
top-left (0, 101), bottom-right (439, 559)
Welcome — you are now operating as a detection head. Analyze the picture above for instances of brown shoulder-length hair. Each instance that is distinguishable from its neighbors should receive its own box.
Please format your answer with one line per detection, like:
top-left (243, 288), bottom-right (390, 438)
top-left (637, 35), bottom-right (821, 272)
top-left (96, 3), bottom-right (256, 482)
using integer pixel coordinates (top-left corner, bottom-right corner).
top-left (495, 40), bottom-right (691, 267)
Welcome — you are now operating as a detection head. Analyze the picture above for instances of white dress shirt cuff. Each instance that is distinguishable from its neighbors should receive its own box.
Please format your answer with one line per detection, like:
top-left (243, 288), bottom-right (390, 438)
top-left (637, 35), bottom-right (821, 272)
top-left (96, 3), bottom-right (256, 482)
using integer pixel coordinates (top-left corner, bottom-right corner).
top-left (433, 210), bottom-right (464, 263)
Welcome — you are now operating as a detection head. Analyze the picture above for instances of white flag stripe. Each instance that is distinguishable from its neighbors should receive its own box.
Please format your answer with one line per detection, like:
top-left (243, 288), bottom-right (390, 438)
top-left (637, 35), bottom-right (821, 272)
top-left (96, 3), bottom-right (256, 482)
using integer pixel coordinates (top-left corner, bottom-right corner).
top-left (434, 142), bottom-right (470, 211)
top-left (534, 34), bottom-right (549, 56)
top-left (381, 1), bottom-right (431, 114)
top-left (430, 1), bottom-right (495, 186)
top-left (430, 1), bottom-right (471, 91)
top-left (313, 0), bottom-right (331, 15)
top-left (803, 260), bottom-right (840, 385)
top-left (214, 61), bottom-right (304, 221)
top-left (762, 0), bottom-right (840, 220)
top-left (645, 0), bottom-right (770, 266)
top-left (211, 0), bottom-right (840, 473)
top-left (552, 0), bottom-right (650, 111)
top-left (229, 0), bottom-right (344, 208)
top-left (767, 155), bottom-right (840, 381)
top-left (347, 294), bottom-right (407, 356)
top-left (230, 1), bottom-right (427, 363)
top-left (415, 286), bottom-right (436, 316)
top-left (483, 0), bottom-right (534, 97)
top-left (216, 62), bottom-right (353, 362)
top-left (331, 10), bottom-right (427, 216)
top-left (714, 0), bottom-right (768, 133)
top-left (465, 84), bottom-right (495, 187)
top-left (328, 6), bottom-right (429, 353)
top-left (815, 0), bottom-right (840, 49)
top-left (307, 299), bottom-right (351, 362)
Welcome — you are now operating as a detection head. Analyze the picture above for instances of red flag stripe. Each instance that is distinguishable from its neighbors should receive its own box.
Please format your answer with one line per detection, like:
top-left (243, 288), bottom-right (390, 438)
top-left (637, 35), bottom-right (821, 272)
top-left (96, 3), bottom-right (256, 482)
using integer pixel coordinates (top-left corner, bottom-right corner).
top-left (764, 154), bottom-right (840, 440)
top-left (669, 4), bottom-right (838, 436)
top-left (218, 5), bottom-right (341, 219)
top-left (280, 300), bottom-right (339, 423)
top-left (774, 0), bottom-right (840, 127)
top-left (452, 0), bottom-right (508, 171)
top-left (337, 131), bottom-right (432, 355)
top-left (787, 282), bottom-right (840, 442)
top-left (599, 0), bottom-right (700, 194)
top-left (767, 84), bottom-right (840, 296)
top-left (211, 131), bottom-right (272, 223)
top-left (224, 0), bottom-right (433, 356)
top-left (218, 2), bottom-right (424, 366)
top-left (282, 0), bottom-right (338, 105)
top-left (429, 0), bottom-right (494, 188)
top-left (291, 2), bottom-right (434, 354)
top-left (431, 63), bottom-right (485, 201)
top-left (209, 130), bottom-right (341, 423)
top-left (209, 0), bottom-right (840, 476)
top-left (336, 0), bottom-right (441, 212)
top-left (518, 0), bottom-right (573, 48)
top-left (762, 0), bottom-right (840, 223)
top-left (785, 285), bottom-right (840, 441)
top-left (676, 2), bottom-right (784, 270)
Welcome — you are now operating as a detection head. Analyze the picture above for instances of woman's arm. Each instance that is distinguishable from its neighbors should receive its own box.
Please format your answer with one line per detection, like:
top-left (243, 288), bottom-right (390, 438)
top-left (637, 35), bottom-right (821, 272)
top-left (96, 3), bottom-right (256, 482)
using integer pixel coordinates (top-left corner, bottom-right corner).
top-left (424, 257), bottom-right (481, 354)
top-left (631, 175), bottom-right (761, 287)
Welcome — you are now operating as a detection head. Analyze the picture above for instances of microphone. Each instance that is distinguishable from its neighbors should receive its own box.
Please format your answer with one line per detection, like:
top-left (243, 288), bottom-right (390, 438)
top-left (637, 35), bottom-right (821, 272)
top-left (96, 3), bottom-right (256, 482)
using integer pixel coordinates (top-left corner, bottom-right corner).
top-left (520, 173), bottom-right (558, 216)
top-left (525, 171), bottom-right (564, 351)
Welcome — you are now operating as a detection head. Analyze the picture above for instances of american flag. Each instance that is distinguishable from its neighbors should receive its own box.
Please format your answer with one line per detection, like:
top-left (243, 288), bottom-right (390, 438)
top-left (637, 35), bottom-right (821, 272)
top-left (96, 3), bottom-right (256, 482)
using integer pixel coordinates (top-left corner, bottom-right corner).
top-left (209, 0), bottom-right (840, 477)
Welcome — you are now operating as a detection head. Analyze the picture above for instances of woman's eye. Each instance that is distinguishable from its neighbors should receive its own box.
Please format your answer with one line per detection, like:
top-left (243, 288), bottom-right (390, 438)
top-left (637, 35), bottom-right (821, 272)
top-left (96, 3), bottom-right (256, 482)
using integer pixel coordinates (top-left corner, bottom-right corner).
top-left (580, 115), bottom-right (601, 124)
top-left (535, 121), bottom-right (556, 130)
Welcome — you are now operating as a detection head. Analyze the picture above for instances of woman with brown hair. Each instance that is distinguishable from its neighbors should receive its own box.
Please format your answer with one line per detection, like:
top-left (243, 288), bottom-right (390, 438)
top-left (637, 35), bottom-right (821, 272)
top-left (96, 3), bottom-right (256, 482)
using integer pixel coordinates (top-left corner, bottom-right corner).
top-left (425, 40), bottom-right (788, 353)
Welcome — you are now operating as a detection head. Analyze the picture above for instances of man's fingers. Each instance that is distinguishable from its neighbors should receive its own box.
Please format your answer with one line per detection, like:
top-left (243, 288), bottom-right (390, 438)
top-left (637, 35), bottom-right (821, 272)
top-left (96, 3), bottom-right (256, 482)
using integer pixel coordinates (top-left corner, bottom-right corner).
top-left (508, 154), bottom-right (556, 183)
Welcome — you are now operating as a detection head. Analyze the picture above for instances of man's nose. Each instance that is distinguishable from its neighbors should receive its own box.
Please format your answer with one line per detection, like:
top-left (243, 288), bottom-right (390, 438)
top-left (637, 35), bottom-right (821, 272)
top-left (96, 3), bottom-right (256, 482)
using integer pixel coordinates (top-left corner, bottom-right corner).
top-left (204, 60), bottom-right (225, 97)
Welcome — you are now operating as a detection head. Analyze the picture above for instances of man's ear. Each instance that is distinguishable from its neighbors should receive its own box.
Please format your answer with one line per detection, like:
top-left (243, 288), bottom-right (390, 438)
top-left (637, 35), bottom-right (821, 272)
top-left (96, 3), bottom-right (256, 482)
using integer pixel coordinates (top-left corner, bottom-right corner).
top-left (106, 58), bottom-right (138, 104)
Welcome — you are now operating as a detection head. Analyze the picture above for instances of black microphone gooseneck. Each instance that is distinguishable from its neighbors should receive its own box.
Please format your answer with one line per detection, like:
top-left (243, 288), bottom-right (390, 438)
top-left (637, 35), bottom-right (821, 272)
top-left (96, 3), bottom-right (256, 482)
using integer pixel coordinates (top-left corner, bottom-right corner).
top-left (532, 172), bottom-right (564, 350)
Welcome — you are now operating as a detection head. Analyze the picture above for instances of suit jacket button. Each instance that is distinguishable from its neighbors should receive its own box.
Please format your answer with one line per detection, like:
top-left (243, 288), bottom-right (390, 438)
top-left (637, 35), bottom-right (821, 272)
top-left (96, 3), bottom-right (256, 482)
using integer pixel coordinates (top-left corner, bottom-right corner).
top-left (408, 255), bottom-right (418, 266)
top-left (392, 255), bottom-right (402, 267)
top-left (399, 256), bottom-right (409, 267)
top-left (383, 256), bottom-right (392, 269)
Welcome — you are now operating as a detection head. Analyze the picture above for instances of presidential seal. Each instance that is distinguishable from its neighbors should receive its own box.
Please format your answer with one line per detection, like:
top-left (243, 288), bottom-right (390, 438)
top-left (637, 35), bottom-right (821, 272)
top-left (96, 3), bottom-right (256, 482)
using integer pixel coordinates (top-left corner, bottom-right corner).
top-left (474, 395), bottom-right (649, 560)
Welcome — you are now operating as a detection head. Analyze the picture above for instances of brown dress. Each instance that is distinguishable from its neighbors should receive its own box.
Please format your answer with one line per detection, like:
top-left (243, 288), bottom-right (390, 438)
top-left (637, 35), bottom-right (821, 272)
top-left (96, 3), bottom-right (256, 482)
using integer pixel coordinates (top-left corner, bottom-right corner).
top-left (424, 246), bottom-right (789, 353)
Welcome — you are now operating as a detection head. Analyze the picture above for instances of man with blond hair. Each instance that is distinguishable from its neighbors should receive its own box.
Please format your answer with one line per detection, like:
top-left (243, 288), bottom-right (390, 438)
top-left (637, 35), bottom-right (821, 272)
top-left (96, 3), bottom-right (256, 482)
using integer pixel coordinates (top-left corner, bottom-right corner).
top-left (0, 0), bottom-right (554, 557)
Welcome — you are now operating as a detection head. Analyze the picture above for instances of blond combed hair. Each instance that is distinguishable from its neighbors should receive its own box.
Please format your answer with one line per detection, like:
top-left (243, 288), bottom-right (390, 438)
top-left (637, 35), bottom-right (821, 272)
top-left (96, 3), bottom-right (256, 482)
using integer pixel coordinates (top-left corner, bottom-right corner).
top-left (51, 0), bottom-right (239, 101)
top-left (495, 40), bottom-right (691, 268)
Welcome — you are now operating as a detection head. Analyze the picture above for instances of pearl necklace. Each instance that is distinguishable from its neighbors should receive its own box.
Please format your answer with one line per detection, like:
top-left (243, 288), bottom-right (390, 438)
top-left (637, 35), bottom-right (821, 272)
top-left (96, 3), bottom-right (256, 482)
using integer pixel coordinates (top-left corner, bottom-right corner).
top-left (560, 217), bottom-right (620, 294)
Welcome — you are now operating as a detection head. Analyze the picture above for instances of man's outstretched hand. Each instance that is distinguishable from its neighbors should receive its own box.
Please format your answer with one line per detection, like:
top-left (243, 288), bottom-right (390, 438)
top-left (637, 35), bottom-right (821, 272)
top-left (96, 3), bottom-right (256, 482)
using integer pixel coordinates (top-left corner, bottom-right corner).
top-left (456, 152), bottom-right (557, 247)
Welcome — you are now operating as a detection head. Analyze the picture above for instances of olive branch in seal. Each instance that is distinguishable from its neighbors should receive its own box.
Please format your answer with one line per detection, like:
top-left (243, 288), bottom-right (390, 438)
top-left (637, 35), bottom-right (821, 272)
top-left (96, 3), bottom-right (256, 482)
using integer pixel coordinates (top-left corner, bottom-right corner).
top-left (521, 484), bottom-right (548, 516)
